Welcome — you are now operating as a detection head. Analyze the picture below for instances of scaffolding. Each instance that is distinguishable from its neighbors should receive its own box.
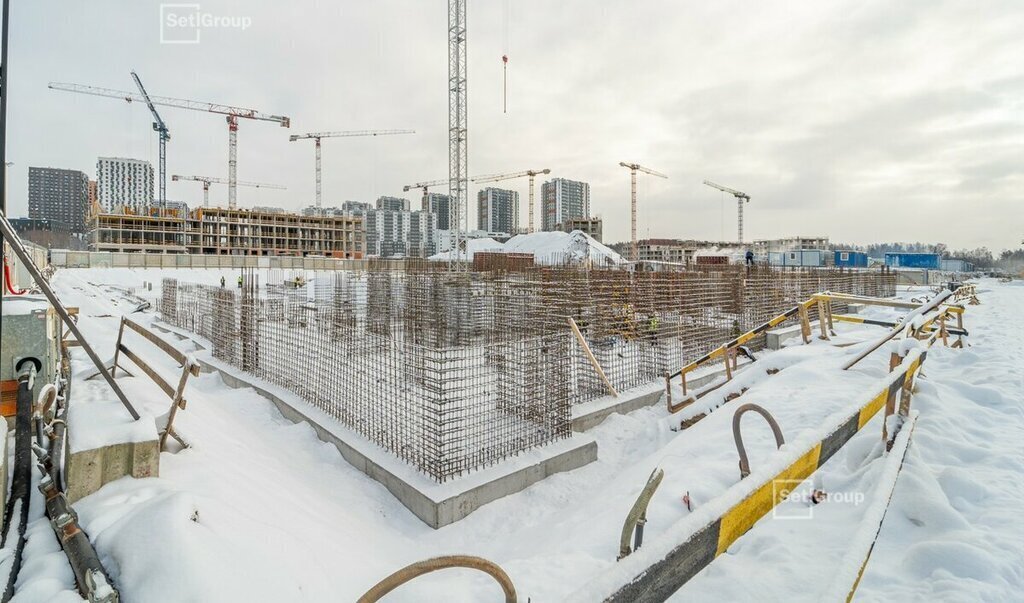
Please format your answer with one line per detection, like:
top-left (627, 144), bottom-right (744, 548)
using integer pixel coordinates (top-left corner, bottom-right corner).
top-left (159, 263), bottom-right (895, 482)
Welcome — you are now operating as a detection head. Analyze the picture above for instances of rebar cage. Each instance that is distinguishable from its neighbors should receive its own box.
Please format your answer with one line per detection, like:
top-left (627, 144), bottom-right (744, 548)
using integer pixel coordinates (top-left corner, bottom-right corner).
top-left (159, 262), bottom-right (895, 482)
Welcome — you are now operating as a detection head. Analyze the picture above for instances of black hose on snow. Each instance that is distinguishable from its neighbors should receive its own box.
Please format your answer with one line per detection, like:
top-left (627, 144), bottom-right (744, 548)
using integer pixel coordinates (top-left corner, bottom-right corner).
top-left (1, 362), bottom-right (36, 601)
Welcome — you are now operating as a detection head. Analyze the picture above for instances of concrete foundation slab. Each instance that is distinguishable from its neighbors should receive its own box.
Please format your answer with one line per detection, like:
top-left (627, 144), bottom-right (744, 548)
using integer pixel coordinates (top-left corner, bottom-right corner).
top-left (152, 321), bottom-right (598, 529)
top-left (766, 324), bottom-right (806, 350)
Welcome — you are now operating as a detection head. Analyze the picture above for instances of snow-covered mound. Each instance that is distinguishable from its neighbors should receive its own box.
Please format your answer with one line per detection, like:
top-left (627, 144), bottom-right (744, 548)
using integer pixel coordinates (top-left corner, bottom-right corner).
top-left (429, 230), bottom-right (625, 266)
top-left (502, 230), bottom-right (625, 266)
top-left (428, 237), bottom-right (505, 261)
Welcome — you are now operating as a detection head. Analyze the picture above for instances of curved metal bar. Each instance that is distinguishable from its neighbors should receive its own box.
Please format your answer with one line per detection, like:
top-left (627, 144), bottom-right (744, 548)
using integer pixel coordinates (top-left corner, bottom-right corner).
top-left (732, 403), bottom-right (785, 479)
top-left (618, 468), bottom-right (665, 559)
top-left (358, 555), bottom-right (517, 603)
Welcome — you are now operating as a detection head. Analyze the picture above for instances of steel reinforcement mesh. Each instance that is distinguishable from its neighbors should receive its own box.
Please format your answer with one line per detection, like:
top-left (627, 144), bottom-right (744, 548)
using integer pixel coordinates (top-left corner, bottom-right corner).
top-left (158, 264), bottom-right (894, 482)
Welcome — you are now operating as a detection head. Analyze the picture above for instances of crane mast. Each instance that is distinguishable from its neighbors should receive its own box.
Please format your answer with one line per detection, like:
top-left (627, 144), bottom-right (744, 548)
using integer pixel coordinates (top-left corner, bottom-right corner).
top-left (130, 71), bottom-right (169, 210)
top-left (49, 80), bottom-right (289, 210)
top-left (471, 169), bottom-right (550, 233)
top-left (619, 162), bottom-right (668, 262)
top-left (289, 129), bottom-right (414, 209)
top-left (703, 179), bottom-right (750, 243)
top-left (449, 0), bottom-right (468, 267)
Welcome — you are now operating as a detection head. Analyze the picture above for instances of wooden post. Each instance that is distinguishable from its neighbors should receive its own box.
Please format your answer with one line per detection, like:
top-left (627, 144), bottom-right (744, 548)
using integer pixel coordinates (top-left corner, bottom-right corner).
top-left (159, 361), bottom-right (200, 450)
top-left (111, 318), bottom-right (126, 378)
top-left (939, 314), bottom-right (949, 347)
top-left (826, 299), bottom-right (836, 336)
top-left (798, 305), bottom-right (811, 344)
top-left (723, 347), bottom-right (733, 380)
top-left (817, 300), bottom-right (830, 341)
top-left (568, 317), bottom-right (618, 397)
top-left (681, 371), bottom-right (688, 396)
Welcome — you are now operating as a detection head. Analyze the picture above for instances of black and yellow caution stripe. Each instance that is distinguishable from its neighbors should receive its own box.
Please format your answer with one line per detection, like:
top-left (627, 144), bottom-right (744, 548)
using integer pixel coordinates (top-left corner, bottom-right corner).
top-left (605, 351), bottom-right (928, 603)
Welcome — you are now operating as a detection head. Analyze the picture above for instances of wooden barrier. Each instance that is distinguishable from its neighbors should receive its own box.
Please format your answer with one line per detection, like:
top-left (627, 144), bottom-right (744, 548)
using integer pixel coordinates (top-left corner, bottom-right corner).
top-left (112, 317), bottom-right (200, 450)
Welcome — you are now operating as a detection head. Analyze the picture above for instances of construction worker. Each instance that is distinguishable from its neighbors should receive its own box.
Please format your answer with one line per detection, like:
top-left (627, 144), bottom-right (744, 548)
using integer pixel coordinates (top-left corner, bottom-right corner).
top-left (646, 314), bottom-right (660, 346)
top-left (220, 276), bottom-right (225, 288)
top-left (237, 274), bottom-right (243, 288)
top-left (745, 249), bottom-right (755, 266)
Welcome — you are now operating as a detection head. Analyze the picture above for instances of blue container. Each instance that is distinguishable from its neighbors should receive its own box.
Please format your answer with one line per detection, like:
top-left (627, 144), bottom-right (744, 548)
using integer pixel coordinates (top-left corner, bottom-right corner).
top-left (884, 252), bottom-right (940, 269)
top-left (834, 250), bottom-right (868, 268)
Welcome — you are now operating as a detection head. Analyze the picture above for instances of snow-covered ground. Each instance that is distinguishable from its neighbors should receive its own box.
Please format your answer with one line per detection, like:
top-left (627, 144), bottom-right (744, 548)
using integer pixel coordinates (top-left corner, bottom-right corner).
top-left (14, 270), bottom-right (1022, 601)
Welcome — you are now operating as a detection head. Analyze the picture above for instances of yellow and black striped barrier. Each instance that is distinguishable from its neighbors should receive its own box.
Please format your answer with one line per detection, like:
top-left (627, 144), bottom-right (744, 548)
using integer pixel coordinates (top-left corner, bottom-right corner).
top-left (603, 349), bottom-right (931, 603)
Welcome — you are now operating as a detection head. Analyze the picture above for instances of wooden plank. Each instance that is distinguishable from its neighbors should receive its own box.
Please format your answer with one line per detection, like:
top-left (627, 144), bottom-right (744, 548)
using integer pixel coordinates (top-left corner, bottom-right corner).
top-left (122, 317), bottom-right (189, 366)
top-left (160, 363), bottom-right (195, 450)
top-left (568, 317), bottom-right (618, 397)
top-left (117, 344), bottom-right (175, 398)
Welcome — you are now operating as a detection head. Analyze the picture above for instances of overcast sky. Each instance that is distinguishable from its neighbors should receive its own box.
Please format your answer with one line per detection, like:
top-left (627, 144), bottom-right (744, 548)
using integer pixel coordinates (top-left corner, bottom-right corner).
top-left (4, 1), bottom-right (1021, 250)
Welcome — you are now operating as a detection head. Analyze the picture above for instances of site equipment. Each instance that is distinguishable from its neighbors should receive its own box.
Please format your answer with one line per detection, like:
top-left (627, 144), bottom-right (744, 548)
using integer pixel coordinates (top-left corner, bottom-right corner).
top-left (130, 71), bottom-right (170, 209)
top-left (619, 162), bottom-right (668, 261)
top-left (48, 79), bottom-right (290, 209)
top-left (289, 130), bottom-right (414, 209)
top-left (703, 180), bottom-right (750, 243)
top-left (171, 175), bottom-right (285, 208)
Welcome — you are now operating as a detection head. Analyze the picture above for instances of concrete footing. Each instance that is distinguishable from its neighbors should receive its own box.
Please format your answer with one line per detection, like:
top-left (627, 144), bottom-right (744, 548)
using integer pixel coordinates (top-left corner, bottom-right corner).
top-left (65, 439), bottom-right (160, 503)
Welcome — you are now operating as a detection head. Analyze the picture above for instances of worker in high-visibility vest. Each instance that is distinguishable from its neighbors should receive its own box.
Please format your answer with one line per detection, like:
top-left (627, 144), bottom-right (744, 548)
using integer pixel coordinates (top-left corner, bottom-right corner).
top-left (646, 315), bottom-right (660, 346)
top-left (237, 275), bottom-right (243, 288)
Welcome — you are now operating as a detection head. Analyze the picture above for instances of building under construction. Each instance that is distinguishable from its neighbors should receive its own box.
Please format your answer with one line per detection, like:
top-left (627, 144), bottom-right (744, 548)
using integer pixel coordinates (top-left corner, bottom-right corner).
top-left (89, 206), bottom-right (364, 257)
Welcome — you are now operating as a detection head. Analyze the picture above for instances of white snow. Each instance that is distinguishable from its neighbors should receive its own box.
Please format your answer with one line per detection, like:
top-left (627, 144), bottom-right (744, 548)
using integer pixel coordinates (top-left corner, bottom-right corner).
top-left (428, 230), bottom-right (625, 265)
top-left (21, 271), bottom-right (1023, 602)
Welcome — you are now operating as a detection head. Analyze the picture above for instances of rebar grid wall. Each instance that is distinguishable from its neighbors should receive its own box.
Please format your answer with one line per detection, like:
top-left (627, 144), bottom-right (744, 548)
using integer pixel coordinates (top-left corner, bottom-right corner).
top-left (159, 264), bottom-right (894, 482)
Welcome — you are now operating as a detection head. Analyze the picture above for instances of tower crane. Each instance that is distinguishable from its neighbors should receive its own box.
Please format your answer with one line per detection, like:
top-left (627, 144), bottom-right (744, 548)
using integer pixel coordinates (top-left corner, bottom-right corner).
top-left (703, 180), bottom-right (750, 243)
top-left (289, 130), bottom-right (414, 209)
top-left (619, 162), bottom-right (667, 262)
top-left (171, 174), bottom-right (285, 208)
top-left (129, 71), bottom-right (169, 209)
top-left (48, 80), bottom-right (290, 209)
top-left (403, 179), bottom-right (451, 228)
top-left (472, 169), bottom-right (550, 233)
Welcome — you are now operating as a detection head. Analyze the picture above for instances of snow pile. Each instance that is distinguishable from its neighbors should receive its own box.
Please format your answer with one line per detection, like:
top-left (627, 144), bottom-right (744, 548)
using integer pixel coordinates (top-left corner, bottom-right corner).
top-left (429, 230), bottom-right (624, 266)
top-left (428, 237), bottom-right (504, 261)
top-left (502, 230), bottom-right (625, 266)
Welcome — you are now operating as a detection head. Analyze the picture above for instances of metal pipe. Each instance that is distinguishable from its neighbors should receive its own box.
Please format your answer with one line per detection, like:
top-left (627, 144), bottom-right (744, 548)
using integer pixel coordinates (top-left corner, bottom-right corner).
top-left (0, 212), bottom-right (140, 419)
top-left (357, 555), bottom-right (516, 603)
top-left (37, 475), bottom-right (118, 602)
top-left (732, 403), bottom-right (785, 479)
top-left (842, 289), bottom-right (952, 370)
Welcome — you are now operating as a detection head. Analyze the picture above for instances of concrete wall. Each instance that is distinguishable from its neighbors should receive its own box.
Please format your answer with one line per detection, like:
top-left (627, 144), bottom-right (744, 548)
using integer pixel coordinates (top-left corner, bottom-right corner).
top-left (49, 249), bottom-right (411, 272)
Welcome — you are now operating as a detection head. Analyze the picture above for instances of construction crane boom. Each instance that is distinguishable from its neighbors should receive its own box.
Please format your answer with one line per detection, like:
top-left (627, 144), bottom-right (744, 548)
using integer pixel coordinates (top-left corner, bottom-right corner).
top-left (403, 179), bottom-right (451, 228)
top-left (49, 80), bottom-right (289, 210)
top-left (703, 179), bottom-right (750, 243)
top-left (130, 71), bottom-right (170, 209)
top-left (289, 129), bottom-right (414, 209)
top-left (471, 169), bottom-right (550, 232)
top-left (171, 174), bottom-right (285, 208)
top-left (619, 162), bottom-right (668, 261)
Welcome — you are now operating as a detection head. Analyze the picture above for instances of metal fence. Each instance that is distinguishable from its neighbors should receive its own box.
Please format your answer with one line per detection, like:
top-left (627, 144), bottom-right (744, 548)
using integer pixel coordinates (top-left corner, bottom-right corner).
top-left (159, 263), bottom-right (895, 482)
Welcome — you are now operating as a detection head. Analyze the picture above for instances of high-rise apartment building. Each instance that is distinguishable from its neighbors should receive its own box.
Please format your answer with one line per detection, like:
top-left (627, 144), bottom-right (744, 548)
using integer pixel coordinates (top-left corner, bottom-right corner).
top-left (343, 197), bottom-right (436, 258)
top-left (476, 187), bottom-right (519, 234)
top-left (96, 157), bottom-right (154, 212)
top-left (541, 178), bottom-right (590, 232)
top-left (27, 167), bottom-right (90, 232)
top-left (423, 192), bottom-right (452, 230)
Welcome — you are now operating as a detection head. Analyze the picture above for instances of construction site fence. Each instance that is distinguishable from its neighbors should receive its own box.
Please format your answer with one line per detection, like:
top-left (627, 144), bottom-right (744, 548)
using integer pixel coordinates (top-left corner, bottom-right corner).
top-left (47, 249), bottom-right (416, 272)
top-left (157, 263), bottom-right (896, 483)
top-left (3, 239), bottom-right (48, 290)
